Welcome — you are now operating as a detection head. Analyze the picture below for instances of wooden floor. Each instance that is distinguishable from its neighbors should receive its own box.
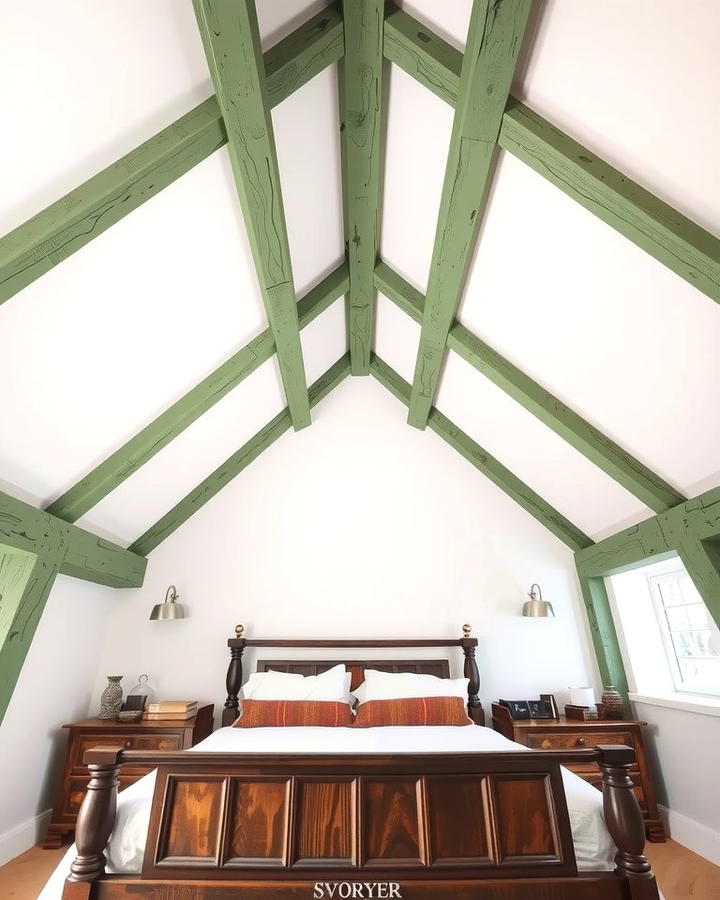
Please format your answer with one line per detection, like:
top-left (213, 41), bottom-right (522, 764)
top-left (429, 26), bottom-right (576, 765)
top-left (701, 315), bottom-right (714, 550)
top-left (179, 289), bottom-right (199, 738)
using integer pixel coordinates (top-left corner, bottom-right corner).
top-left (0, 840), bottom-right (718, 899)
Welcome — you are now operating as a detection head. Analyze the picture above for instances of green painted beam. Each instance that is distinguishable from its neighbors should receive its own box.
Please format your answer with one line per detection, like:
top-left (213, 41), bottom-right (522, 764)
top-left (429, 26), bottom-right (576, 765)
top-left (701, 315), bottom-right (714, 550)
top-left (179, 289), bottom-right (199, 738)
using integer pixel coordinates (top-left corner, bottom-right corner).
top-left (383, 4), bottom-right (461, 107)
top-left (383, 6), bottom-right (720, 308)
top-left (499, 100), bottom-right (720, 307)
top-left (0, 490), bottom-right (146, 588)
top-left (0, 545), bottom-right (62, 725)
top-left (340, 0), bottom-right (384, 375)
top-left (194, 0), bottom-right (313, 430)
top-left (576, 485), bottom-right (720, 579)
top-left (577, 571), bottom-right (630, 705)
top-left (0, 6), bottom-right (343, 309)
top-left (129, 354), bottom-right (351, 556)
top-left (375, 261), bottom-right (685, 513)
top-left (46, 265), bottom-right (348, 523)
top-left (370, 354), bottom-right (592, 552)
top-left (676, 538), bottom-right (720, 630)
top-left (407, 0), bottom-right (532, 429)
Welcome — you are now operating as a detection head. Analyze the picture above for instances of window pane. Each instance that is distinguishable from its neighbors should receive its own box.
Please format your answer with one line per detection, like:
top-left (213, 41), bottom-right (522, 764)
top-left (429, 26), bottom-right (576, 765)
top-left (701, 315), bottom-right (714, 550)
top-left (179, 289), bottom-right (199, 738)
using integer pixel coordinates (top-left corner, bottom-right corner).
top-left (657, 579), bottom-right (685, 608)
top-left (687, 604), bottom-right (711, 630)
top-left (665, 606), bottom-right (690, 631)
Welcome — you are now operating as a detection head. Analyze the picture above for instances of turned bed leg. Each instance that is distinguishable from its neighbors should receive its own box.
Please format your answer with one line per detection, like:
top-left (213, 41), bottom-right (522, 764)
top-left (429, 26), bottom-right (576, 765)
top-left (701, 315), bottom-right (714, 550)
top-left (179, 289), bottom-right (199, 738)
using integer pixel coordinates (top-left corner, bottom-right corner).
top-left (66, 748), bottom-right (122, 886)
top-left (461, 624), bottom-right (484, 726)
top-left (597, 744), bottom-right (660, 899)
top-left (223, 623), bottom-right (246, 726)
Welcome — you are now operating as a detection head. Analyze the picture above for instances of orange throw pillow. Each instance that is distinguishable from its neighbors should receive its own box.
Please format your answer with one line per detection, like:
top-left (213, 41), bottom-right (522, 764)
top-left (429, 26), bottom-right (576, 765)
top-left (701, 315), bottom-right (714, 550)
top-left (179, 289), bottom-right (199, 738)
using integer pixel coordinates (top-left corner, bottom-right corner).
top-left (353, 696), bottom-right (471, 727)
top-left (233, 699), bottom-right (353, 728)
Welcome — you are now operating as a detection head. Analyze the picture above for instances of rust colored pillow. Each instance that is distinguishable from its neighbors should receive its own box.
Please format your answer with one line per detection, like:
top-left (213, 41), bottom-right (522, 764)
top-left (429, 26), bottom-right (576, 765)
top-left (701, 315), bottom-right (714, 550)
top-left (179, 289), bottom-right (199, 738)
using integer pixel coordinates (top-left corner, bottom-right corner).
top-left (353, 696), bottom-right (471, 727)
top-left (233, 699), bottom-right (353, 728)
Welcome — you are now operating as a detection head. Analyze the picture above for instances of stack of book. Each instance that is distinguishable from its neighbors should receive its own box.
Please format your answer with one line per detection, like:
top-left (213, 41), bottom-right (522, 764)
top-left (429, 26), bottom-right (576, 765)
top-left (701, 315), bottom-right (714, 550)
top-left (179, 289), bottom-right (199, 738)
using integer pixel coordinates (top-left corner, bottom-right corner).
top-left (144, 700), bottom-right (198, 720)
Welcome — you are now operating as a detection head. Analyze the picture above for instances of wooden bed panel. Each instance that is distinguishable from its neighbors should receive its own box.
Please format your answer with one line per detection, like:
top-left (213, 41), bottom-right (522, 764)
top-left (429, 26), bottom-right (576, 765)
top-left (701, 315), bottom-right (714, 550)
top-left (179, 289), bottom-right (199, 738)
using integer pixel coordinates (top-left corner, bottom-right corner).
top-left (362, 778), bottom-right (424, 866)
top-left (225, 778), bottom-right (290, 867)
top-left (258, 660), bottom-right (450, 691)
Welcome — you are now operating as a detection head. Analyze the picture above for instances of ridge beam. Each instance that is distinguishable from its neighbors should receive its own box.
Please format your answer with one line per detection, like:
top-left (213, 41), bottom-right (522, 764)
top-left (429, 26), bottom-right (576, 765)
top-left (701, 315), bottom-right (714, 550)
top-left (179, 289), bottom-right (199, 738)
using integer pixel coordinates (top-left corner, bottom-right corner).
top-left (406, 0), bottom-right (532, 429)
top-left (370, 354), bottom-right (592, 553)
top-left (375, 261), bottom-right (685, 513)
top-left (340, 0), bottom-right (385, 375)
top-left (194, 0), bottom-right (311, 430)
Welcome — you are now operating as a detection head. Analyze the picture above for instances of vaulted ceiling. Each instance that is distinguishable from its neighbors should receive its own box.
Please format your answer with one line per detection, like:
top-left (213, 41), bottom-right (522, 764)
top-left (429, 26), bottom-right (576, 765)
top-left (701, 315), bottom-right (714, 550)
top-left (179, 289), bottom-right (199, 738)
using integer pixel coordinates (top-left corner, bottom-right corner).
top-left (1, 0), bottom-right (719, 720)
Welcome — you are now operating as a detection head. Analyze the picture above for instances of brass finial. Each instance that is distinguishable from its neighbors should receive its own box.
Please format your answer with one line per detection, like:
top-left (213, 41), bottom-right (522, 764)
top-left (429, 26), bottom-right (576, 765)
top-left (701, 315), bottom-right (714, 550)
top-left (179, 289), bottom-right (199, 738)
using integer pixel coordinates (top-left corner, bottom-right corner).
top-left (462, 624), bottom-right (472, 637)
top-left (235, 624), bottom-right (245, 638)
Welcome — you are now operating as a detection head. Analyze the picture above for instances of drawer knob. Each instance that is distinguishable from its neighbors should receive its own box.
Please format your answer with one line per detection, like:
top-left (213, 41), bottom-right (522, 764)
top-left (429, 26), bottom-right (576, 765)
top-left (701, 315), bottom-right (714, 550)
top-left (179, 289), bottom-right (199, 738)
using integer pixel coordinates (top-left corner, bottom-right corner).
top-left (124, 740), bottom-right (132, 749)
top-left (576, 737), bottom-right (585, 746)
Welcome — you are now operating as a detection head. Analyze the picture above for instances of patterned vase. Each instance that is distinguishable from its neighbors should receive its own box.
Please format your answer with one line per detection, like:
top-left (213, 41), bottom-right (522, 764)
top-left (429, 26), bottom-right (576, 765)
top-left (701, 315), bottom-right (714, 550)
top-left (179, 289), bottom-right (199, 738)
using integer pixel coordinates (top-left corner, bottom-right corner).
top-left (600, 685), bottom-right (624, 720)
top-left (98, 675), bottom-right (124, 719)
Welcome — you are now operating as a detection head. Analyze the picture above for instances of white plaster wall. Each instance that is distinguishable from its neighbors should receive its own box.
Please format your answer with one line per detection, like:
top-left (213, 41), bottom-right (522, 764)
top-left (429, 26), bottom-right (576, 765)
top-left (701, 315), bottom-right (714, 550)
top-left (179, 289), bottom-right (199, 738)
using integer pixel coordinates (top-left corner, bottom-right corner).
top-left (0, 576), bottom-right (116, 865)
top-left (89, 378), bottom-right (598, 717)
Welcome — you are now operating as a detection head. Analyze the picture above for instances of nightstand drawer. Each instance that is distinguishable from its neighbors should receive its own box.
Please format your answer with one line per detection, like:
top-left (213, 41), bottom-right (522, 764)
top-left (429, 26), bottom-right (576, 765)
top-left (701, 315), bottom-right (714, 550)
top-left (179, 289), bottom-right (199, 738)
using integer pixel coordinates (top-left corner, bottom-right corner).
top-left (71, 731), bottom-right (182, 767)
top-left (525, 729), bottom-right (635, 751)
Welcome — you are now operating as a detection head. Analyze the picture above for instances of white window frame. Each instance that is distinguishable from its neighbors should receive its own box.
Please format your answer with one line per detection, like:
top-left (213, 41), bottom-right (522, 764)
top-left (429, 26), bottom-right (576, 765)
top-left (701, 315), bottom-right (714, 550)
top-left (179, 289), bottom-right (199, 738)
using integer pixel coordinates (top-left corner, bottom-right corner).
top-left (647, 568), bottom-right (720, 698)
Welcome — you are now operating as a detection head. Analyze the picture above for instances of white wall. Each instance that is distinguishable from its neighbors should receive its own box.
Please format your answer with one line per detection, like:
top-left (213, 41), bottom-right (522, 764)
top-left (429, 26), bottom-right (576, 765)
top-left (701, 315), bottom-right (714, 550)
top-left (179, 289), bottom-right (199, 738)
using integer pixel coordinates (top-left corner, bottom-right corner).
top-left (0, 576), bottom-right (116, 865)
top-left (89, 377), bottom-right (598, 717)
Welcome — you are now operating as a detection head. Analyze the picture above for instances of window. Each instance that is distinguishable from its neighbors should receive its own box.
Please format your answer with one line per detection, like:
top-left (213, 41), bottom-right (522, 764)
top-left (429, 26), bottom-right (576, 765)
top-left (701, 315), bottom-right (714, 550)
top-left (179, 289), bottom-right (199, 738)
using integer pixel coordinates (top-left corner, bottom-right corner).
top-left (648, 569), bottom-right (720, 697)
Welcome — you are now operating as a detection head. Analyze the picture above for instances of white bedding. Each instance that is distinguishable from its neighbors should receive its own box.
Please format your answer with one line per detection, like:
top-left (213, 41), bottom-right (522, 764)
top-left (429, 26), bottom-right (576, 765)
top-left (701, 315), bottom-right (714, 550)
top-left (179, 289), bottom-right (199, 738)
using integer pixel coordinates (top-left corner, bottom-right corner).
top-left (39, 724), bottom-right (616, 899)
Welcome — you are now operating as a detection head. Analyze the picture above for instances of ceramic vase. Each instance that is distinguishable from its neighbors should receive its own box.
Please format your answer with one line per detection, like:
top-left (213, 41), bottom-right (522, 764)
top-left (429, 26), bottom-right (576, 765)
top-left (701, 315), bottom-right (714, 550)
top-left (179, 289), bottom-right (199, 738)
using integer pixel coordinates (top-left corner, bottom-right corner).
top-left (98, 675), bottom-right (123, 719)
top-left (600, 685), bottom-right (624, 719)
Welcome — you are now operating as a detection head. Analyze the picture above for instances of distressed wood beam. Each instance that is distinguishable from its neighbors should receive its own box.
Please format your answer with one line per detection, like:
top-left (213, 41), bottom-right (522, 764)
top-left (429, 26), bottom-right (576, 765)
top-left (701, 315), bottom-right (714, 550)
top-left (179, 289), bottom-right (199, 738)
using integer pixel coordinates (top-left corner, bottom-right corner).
top-left (0, 490), bottom-right (146, 588)
top-left (376, 261), bottom-right (684, 512)
top-left (340, 0), bottom-right (384, 374)
top-left (383, 6), bottom-right (720, 307)
top-left (576, 485), bottom-right (720, 578)
top-left (0, 545), bottom-right (62, 725)
top-left (407, 0), bottom-right (532, 429)
top-left (129, 354), bottom-right (351, 556)
top-left (370, 354), bottom-right (592, 552)
top-left (676, 538), bottom-right (720, 630)
top-left (46, 265), bottom-right (348, 523)
top-left (194, 0), bottom-right (312, 429)
top-left (0, 6), bottom-right (343, 308)
top-left (577, 571), bottom-right (630, 704)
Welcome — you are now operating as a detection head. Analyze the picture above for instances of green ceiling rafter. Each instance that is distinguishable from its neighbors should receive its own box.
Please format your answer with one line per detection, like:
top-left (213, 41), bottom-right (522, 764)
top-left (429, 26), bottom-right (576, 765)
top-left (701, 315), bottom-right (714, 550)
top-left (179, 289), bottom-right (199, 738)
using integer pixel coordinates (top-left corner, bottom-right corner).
top-left (46, 265), bottom-right (348, 524)
top-left (370, 354), bottom-right (591, 553)
top-left (375, 261), bottom-right (685, 513)
top-left (575, 485), bottom-right (720, 630)
top-left (194, 0), bottom-right (312, 430)
top-left (0, 492), bottom-right (147, 724)
top-left (0, 545), bottom-right (62, 725)
top-left (0, 5), bottom-right (343, 309)
top-left (407, 0), bottom-right (532, 429)
top-left (383, 4), bottom-right (720, 307)
top-left (340, 0), bottom-right (385, 375)
top-left (129, 354), bottom-right (351, 557)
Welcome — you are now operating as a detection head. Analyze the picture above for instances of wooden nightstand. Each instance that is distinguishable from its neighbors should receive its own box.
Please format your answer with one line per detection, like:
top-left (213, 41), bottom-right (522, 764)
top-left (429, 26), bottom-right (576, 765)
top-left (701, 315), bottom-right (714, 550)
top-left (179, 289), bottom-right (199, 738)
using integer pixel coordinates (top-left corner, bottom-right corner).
top-left (44, 704), bottom-right (213, 848)
top-left (491, 703), bottom-right (665, 842)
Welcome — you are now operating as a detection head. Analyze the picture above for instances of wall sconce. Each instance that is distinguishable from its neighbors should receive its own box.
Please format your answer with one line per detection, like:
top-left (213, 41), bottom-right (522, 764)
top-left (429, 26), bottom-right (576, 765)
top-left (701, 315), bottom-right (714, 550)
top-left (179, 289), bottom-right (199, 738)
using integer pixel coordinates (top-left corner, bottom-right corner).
top-left (522, 583), bottom-right (555, 618)
top-left (150, 585), bottom-right (185, 621)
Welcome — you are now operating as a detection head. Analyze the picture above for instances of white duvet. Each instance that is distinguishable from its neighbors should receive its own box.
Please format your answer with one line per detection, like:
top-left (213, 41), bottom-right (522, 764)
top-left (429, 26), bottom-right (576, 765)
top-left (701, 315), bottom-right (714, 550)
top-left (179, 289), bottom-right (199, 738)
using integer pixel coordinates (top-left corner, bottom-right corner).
top-left (39, 724), bottom-right (616, 899)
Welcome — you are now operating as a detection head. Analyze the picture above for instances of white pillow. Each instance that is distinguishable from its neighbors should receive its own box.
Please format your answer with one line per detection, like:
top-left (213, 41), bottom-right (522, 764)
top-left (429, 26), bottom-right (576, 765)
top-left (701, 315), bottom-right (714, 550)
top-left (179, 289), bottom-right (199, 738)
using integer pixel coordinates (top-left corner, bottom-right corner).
top-left (354, 670), bottom-right (469, 705)
top-left (242, 665), bottom-right (349, 701)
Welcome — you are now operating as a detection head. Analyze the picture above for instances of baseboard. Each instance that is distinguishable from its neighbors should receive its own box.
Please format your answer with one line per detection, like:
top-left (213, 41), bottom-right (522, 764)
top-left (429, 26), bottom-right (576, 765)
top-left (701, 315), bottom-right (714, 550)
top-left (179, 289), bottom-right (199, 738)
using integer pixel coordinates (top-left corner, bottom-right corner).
top-left (658, 804), bottom-right (720, 866)
top-left (0, 809), bottom-right (52, 867)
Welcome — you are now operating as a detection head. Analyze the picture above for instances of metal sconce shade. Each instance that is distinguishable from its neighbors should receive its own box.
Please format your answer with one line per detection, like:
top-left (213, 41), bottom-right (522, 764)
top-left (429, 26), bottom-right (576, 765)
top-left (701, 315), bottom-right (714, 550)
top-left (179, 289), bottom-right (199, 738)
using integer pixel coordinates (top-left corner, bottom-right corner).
top-left (522, 583), bottom-right (555, 618)
top-left (150, 585), bottom-right (185, 621)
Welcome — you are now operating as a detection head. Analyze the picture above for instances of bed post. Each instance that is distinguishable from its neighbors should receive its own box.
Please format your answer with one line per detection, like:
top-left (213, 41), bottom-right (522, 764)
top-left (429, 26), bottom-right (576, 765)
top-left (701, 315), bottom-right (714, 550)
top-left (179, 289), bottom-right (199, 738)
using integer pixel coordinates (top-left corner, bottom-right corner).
top-left (223, 623), bottom-right (246, 726)
top-left (66, 748), bottom-right (122, 888)
top-left (597, 744), bottom-right (660, 900)
top-left (461, 624), bottom-right (484, 726)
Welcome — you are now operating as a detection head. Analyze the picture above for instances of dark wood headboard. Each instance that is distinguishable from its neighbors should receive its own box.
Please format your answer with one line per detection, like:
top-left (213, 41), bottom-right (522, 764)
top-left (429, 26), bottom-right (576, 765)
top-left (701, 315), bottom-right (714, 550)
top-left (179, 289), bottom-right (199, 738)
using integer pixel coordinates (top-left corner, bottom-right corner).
top-left (222, 625), bottom-right (483, 727)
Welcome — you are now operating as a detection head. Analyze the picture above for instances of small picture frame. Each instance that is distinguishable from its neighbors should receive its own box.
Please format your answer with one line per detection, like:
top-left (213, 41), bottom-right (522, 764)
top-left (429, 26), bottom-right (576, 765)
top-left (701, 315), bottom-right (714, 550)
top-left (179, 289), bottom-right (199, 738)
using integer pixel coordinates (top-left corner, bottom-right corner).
top-left (501, 699), bottom-right (531, 720)
top-left (528, 699), bottom-right (554, 719)
top-left (122, 694), bottom-right (147, 712)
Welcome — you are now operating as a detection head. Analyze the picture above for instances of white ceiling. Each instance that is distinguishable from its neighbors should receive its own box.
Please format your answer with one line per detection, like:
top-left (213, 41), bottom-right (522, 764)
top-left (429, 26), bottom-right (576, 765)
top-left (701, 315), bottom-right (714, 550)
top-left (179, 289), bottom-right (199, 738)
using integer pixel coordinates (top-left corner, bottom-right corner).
top-left (1, 0), bottom-right (718, 548)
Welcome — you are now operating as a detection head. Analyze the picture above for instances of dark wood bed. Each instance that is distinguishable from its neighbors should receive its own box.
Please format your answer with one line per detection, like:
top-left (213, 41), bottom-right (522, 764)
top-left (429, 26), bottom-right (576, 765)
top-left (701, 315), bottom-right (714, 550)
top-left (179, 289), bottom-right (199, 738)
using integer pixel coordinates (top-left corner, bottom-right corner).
top-left (62, 627), bottom-right (660, 899)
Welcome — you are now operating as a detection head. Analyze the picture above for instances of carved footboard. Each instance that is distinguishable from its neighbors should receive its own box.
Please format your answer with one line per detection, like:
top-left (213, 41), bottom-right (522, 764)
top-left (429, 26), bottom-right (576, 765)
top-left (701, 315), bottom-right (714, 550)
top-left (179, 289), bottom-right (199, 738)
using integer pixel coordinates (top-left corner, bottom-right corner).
top-left (63, 745), bottom-right (659, 900)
